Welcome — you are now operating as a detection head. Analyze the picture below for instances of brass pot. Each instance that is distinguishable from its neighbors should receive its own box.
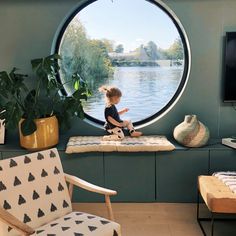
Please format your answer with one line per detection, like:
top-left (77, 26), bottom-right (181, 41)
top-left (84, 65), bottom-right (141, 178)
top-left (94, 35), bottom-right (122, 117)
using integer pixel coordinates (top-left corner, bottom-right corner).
top-left (19, 116), bottom-right (59, 151)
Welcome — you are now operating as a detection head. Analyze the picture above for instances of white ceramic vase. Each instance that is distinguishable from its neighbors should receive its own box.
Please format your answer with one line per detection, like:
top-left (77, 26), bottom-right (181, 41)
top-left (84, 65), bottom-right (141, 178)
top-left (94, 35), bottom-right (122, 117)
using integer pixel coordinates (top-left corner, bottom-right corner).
top-left (173, 115), bottom-right (210, 147)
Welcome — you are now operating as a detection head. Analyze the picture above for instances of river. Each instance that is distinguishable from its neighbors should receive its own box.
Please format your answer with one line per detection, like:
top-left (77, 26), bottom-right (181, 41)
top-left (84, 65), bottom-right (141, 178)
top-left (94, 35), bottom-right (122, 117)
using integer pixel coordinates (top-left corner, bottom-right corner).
top-left (83, 66), bottom-right (184, 123)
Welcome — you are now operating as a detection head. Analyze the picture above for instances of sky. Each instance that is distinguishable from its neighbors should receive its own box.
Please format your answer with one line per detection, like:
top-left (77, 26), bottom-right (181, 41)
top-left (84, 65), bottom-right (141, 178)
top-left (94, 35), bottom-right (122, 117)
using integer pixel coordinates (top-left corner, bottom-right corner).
top-left (74, 0), bottom-right (180, 52)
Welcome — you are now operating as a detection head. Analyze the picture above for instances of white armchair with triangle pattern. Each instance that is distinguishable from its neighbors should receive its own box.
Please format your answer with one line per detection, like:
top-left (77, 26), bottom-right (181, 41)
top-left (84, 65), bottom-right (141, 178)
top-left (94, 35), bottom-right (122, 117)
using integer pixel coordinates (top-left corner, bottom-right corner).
top-left (0, 148), bottom-right (121, 236)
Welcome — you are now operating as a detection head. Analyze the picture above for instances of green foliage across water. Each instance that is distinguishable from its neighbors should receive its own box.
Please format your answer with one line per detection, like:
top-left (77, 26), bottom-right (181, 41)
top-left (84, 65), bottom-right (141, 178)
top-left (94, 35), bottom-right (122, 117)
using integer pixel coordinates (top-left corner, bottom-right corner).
top-left (60, 21), bottom-right (114, 93)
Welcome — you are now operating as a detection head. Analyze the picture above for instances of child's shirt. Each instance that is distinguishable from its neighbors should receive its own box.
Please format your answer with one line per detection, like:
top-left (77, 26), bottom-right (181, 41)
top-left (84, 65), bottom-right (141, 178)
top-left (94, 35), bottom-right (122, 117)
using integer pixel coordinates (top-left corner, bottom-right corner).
top-left (104, 104), bottom-right (122, 129)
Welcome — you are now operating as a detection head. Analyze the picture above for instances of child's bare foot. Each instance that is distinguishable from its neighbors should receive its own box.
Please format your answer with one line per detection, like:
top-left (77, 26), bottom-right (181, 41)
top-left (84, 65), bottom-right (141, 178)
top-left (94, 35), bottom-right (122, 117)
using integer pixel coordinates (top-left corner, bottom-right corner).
top-left (130, 131), bottom-right (142, 137)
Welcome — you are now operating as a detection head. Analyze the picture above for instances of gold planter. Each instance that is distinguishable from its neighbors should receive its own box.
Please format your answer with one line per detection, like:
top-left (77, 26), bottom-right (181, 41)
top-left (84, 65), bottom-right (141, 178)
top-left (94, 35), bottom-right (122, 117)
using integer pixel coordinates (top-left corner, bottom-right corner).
top-left (19, 116), bottom-right (59, 151)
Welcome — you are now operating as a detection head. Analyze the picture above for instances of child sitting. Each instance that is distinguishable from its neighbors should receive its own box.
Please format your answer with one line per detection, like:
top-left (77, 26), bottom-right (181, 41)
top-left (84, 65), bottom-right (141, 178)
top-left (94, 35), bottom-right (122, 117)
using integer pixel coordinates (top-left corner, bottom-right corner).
top-left (99, 85), bottom-right (142, 141)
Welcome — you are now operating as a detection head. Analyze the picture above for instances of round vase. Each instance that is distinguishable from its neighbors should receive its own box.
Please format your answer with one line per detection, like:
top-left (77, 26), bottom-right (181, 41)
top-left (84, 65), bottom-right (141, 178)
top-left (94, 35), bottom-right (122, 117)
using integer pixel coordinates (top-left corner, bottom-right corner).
top-left (19, 116), bottom-right (59, 151)
top-left (173, 115), bottom-right (210, 147)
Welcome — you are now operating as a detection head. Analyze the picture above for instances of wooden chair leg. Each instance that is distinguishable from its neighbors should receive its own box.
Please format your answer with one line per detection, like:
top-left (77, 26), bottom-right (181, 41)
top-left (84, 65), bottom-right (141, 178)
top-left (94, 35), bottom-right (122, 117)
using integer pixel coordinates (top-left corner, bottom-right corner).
top-left (105, 195), bottom-right (114, 221)
top-left (68, 183), bottom-right (74, 200)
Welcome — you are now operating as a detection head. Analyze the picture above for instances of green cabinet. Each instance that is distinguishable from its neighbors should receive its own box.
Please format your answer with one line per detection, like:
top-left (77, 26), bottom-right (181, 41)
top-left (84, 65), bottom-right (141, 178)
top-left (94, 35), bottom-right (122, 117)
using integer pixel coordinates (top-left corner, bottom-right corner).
top-left (156, 150), bottom-right (209, 203)
top-left (104, 152), bottom-right (155, 202)
top-left (1, 144), bottom-right (236, 203)
top-left (2, 151), bottom-right (29, 159)
top-left (59, 152), bottom-right (104, 202)
top-left (209, 149), bottom-right (236, 174)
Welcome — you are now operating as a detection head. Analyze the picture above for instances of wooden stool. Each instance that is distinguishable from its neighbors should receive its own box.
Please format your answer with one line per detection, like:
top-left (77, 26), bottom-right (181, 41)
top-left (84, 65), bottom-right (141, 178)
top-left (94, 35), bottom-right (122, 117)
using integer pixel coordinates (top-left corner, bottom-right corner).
top-left (197, 175), bottom-right (236, 236)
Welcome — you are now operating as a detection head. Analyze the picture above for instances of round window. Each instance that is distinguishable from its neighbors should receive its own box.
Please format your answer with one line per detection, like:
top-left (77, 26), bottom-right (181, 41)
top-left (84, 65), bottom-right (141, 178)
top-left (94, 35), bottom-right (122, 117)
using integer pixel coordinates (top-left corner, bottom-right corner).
top-left (53, 0), bottom-right (191, 128)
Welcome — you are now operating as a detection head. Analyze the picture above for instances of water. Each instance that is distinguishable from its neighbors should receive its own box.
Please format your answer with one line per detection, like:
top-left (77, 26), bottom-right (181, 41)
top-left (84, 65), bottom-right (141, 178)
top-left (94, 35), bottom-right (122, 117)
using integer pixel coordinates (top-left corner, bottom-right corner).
top-left (83, 66), bottom-right (184, 122)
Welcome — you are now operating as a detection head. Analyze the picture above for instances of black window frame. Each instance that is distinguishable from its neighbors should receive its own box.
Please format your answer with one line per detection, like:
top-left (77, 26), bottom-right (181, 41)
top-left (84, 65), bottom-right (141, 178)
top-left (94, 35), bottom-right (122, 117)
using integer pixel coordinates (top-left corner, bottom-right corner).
top-left (53, 0), bottom-right (190, 127)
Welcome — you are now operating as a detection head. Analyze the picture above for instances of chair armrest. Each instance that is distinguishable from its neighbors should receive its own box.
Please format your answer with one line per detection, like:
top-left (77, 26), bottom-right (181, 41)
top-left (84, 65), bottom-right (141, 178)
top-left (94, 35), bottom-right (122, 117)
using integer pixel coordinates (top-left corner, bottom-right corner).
top-left (64, 173), bottom-right (117, 196)
top-left (0, 207), bottom-right (35, 235)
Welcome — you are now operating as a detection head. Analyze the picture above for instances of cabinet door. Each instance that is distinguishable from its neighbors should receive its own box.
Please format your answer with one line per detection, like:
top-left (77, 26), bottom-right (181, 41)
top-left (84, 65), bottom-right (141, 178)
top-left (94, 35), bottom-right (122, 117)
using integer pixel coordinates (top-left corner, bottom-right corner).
top-left (209, 149), bottom-right (236, 174)
top-left (2, 151), bottom-right (29, 159)
top-left (156, 150), bottom-right (209, 203)
top-left (59, 152), bottom-right (104, 203)
top-left (104, 152), bottom-right (155, 202)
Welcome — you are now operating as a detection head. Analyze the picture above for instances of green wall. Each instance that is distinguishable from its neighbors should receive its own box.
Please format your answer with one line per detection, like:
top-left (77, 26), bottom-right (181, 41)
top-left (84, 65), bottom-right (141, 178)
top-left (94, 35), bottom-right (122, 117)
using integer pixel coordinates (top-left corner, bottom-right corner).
top-left (0, 0), bottom-right (236, 139)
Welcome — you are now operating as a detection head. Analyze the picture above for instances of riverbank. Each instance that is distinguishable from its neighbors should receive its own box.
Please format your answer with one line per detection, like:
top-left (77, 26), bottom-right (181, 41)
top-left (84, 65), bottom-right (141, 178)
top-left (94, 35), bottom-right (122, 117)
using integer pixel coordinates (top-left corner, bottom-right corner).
top-left (112, 60), bottom-right (159, 67)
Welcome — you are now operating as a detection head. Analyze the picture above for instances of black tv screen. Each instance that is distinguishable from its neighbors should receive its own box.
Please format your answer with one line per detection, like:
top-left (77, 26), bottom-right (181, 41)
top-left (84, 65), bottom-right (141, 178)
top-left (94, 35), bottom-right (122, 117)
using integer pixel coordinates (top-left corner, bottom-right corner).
top-left (224, 32), bottom-right (236, 102)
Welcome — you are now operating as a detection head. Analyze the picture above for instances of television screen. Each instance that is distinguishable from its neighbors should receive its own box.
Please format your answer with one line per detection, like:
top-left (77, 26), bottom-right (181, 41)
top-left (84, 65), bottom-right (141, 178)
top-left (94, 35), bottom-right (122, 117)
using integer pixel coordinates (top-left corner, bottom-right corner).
top-left (224, 32), bottom-right (236, 102)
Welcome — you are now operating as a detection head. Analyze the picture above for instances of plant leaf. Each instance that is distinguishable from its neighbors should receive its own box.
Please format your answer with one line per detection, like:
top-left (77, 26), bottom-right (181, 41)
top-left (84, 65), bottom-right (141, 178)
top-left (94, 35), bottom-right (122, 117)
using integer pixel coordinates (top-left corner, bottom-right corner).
top-left (21, 118), bottom-right (37, 136)
top-left (74, 80), bottom-right (79, 90)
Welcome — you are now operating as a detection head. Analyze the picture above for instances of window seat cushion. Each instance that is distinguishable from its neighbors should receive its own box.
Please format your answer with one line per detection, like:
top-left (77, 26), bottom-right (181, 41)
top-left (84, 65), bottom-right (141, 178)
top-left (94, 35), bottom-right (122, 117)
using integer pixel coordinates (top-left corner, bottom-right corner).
top-left (66, 135), bottom-right (175, 153)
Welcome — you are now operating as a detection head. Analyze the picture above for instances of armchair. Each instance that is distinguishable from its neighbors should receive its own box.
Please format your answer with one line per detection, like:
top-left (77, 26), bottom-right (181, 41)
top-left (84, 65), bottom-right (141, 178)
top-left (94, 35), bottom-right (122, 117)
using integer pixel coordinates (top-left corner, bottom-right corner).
top-left (0, 148), bottom-right (120, 236)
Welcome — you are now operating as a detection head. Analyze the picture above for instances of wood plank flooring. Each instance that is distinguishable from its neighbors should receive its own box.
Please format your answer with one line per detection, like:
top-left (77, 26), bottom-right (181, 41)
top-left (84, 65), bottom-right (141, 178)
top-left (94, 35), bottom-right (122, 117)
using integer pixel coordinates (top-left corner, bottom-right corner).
top-left (73, 203), bottom-right (236, 236)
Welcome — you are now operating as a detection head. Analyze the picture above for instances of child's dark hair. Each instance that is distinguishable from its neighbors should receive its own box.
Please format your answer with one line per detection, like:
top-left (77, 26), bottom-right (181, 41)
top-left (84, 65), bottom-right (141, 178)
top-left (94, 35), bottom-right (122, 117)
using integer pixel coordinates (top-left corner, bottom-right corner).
top-left (99, 85), bottom-right (122, 98)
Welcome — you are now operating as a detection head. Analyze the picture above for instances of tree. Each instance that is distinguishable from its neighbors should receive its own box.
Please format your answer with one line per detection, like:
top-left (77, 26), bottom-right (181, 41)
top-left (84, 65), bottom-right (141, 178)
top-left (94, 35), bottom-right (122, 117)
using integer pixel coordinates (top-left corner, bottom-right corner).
top-left (156, 47), bottom-right (169, 60)
top-left (102, 39), bottom-right (114, 53)
top-left (144, 41), bottom-right (159, 60)
top-left (115, 44), bottom-right (124, 53)
top-left (59, 19), bottom-right (114, 93)
top-left (168, 38), bottom-right (184, 60)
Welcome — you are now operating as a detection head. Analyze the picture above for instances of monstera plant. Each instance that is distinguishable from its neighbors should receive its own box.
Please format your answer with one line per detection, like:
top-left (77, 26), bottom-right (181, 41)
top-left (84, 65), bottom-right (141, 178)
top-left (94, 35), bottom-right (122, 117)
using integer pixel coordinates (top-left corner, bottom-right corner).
top-left (0, 54), bottom-right (91, 150)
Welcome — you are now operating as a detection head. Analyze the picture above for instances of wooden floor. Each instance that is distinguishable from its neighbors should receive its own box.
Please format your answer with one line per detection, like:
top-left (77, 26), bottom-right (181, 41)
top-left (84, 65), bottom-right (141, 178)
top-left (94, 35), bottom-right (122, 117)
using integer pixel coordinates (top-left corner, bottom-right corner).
top-left (73, 203), bottom-right (236, 236)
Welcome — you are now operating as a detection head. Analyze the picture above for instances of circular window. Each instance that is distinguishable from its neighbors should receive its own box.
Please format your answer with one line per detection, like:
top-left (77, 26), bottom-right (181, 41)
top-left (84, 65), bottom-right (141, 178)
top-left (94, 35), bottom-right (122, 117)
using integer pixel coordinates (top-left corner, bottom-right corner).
top-left (53, 0), bottom-right (191, 128)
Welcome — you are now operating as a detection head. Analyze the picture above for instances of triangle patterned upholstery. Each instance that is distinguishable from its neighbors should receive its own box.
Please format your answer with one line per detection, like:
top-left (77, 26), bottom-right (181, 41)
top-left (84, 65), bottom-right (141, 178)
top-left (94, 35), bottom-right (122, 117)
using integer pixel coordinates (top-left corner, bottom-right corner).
top-left (0, 148), bottom-right (121, 236)
top-left (0, 148), bottom-right (72, 235)
top-left (31, 211), bottom-right (120, 236)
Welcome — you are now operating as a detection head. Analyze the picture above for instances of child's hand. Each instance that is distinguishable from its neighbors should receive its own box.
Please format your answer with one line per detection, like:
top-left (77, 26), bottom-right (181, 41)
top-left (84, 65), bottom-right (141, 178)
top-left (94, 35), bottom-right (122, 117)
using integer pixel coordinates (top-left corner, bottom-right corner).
top-left (119, 108), bottom-right (129, 115)
top-left (122, 108), bottom-right (129, 113)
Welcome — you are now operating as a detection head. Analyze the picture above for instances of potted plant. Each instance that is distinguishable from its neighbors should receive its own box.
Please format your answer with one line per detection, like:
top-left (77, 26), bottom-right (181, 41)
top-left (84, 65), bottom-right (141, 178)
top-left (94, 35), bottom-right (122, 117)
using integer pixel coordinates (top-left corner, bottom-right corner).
top-left (0, 54), bottom-right (91, 150)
